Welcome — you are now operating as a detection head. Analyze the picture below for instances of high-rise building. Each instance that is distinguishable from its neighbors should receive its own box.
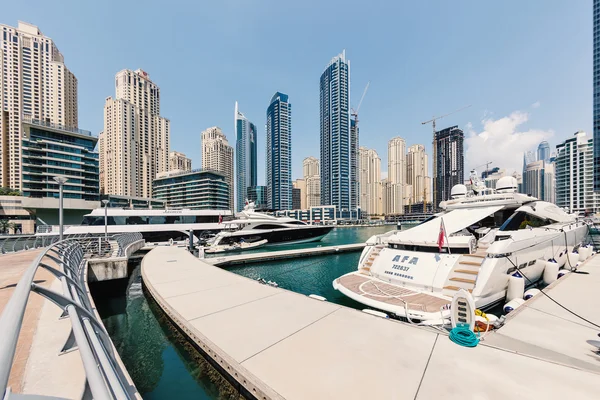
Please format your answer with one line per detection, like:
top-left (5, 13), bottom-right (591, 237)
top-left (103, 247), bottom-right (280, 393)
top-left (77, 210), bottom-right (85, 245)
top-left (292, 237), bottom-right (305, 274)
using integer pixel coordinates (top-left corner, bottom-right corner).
top-left (235, 102), bottom-right (257, 212)
top-left (358, 147), bottom-right (382, 215)
top-left (388, 137), bottom-right (406, 185)
top-left (433, 126), bottom-right (464, 207)
top-left (523, 160), bottom-right (555, 203)
top-left (594, 0), bottom-right (600, 191)
top-left (303, 156), bottom-right (320, 178)
top-left (303, 157), bottom-right (320, 208)
top-left (201, 126), bottom-right (234, 210)
top-left (292, 187), bottom-right (302, 210)
top-left (153, 169), bottom-right (229, 210)
top-left (293, 179), bottom-right (306, 209)
top-left (169, 151), bottom-right (192, 172)
top-left (247, 185), bottom-right (268, 210)
top-left (266, 93), bottom-right (292, 211)
top-left (406, 144), bottom-right (430, 205)
top-left (0, 21), bottom-right (79, 189)
top-left (537, 141), bottom-right (551, 163)
top-left (100, 69), bottom-right (170, 198)
top-left (555, 131), bottom-right (599, 214)
top-left (381, 178), bottom-right (404, 215)
top-left (320, 50), bottom-right (357, 211)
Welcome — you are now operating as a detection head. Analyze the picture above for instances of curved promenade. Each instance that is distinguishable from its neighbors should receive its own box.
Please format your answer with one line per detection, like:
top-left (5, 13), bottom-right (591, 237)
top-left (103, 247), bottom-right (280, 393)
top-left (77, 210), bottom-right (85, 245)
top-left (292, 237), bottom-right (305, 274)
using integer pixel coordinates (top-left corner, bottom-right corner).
top-left (143, 246), bottom-right (600, 400)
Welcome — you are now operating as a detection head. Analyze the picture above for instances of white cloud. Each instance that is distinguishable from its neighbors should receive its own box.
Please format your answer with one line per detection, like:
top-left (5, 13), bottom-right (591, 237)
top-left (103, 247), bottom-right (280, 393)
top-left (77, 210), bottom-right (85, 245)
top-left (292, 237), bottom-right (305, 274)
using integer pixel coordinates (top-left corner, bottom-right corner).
top-left (464, 111), bottom-right (553, 175)
top-left (531, 101), bottom-right (541, 109)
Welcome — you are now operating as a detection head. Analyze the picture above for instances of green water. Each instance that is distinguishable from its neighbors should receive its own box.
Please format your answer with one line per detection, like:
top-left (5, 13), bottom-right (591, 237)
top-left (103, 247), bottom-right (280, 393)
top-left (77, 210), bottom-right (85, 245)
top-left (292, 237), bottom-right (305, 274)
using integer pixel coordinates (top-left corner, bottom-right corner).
top-left (91, 226), bottom-right (394, 399)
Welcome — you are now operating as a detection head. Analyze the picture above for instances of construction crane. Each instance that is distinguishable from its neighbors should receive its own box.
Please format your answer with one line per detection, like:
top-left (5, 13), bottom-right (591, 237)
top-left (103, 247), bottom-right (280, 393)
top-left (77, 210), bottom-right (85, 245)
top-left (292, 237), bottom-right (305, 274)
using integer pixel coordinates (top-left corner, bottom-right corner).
top-left (422, 104), bottom-right (471, 209)
top-left (351, 81), bottom-right (370, 124)
top-left (472, 161), bottom-right (494, 175)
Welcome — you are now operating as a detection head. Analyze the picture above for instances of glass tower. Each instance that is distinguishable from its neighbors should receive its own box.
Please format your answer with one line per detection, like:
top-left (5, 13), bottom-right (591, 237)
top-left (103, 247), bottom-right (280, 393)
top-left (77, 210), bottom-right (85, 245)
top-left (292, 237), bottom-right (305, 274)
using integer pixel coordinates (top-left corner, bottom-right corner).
top-left (537, 141), bottom-right (550, 163)
top-left (266, 92), bottom-right (292, 210)
top-left (235, 102), bottom-right (257, 212)
top-left (595, 0), bottom-right (600, 191)
top-left (319, 50), bottom-right (357, 211)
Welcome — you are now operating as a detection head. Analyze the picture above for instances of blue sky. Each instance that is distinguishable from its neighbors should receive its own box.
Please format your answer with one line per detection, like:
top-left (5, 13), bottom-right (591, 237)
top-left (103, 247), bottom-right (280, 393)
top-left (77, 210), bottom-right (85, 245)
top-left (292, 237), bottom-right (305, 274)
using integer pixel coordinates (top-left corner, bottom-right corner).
top-left (3, 0), bottom-right (592, 183)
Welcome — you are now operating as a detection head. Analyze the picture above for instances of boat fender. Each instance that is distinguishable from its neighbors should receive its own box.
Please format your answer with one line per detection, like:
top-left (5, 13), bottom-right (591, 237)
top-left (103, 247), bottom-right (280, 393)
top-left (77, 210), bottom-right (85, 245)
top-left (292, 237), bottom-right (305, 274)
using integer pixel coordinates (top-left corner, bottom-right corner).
top-left (579, 246), bottom-right (590, 261)
top-left (506, 272), bottom-right (525, 302)
top-left (567, 252), bottom-right (579, 268)
top-left (543, 260), bottom-right (559, 285)
top-left (558, 269), bottom-right (571, 278)
top-left (524, 288), bottom-right (540, 300)
top-left (556, 251), bottom-right (567, 268)
top-left (450, 289), bottom-right (476, 331)
top-left (503, 298), bottom-right (525, 313)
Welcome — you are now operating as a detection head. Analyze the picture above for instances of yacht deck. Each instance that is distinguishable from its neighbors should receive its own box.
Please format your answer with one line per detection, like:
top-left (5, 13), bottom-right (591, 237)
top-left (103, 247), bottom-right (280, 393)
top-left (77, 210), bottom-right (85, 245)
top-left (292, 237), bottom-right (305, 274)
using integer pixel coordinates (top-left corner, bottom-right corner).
top-left (335, 273), bottom-right (450, 313)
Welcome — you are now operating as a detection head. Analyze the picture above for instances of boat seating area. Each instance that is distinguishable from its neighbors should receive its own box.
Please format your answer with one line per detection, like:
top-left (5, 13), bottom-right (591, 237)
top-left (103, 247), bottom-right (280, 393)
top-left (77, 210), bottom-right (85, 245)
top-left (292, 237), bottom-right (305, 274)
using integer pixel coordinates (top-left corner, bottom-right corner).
top-left (335, 273), bottom-right (450, 313)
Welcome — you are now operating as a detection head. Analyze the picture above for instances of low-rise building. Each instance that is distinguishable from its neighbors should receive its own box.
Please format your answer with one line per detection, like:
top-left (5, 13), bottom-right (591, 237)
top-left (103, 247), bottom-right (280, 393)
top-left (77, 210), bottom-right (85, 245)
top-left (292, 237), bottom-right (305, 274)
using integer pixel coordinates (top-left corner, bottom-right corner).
top-left (153, 169), bottom-right (230, 210)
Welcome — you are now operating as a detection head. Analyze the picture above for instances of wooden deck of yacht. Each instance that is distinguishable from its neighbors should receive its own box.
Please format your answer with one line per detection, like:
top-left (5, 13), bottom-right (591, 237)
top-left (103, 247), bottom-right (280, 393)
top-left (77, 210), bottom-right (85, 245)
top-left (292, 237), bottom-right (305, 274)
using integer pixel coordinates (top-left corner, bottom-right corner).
top-left (336, 274), bottom-right (450, 313)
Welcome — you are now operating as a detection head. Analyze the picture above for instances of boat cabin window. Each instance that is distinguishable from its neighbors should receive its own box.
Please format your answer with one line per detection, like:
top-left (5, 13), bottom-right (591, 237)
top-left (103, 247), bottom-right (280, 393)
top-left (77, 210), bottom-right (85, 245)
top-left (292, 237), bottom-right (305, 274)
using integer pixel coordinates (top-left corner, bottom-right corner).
top-left (499, 211), bottom-right (552, 231)
top-left (387, 243), bottom-right (471, 254)
top-left (253, 224), bottom-right (286, 230)
top-left (81, 214), bottom-right (221, 225)
top-left (286, 221), bottom-right (307, 225)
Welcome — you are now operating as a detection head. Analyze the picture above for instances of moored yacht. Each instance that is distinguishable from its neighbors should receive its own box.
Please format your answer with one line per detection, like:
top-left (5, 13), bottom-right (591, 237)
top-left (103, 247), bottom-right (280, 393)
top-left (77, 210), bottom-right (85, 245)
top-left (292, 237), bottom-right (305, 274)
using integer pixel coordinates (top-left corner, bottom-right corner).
top-left (64, 208), bottom-right (233, 243)
top-left (208, 201), bottom-right (333, 247)
top-left (333, 174), bottom-right (590, 321)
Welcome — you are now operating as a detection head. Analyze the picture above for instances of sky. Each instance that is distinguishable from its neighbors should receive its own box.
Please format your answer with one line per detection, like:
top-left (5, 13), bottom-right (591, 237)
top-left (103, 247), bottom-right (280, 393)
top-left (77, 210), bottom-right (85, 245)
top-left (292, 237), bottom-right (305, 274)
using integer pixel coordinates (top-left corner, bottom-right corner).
top-left (2, 0), bottom-right (592, 183)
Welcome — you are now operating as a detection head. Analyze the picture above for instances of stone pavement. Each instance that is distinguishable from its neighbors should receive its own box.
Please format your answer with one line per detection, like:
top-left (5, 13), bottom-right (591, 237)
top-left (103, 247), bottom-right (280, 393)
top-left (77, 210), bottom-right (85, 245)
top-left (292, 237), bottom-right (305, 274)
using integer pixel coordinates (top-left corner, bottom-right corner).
top-left (0, 249), bottom-right (53, 393)
top-left (143, 246), bottom-right (600, 400)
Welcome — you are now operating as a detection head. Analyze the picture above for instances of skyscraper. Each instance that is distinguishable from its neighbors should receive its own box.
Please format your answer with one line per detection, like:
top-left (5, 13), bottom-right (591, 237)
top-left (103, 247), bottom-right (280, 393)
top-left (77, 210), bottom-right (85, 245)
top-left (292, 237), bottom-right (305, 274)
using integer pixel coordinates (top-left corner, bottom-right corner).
top-left (266, 92), bottom-right (292, 211)
top-left (555, 131), bottom-right (599, 213)
top-left (0, 21), bottom-right (78, 189)
top-left (320, 50), bottom-right (357, 211)
top-left (594, 0), bottom-right (600, 191)
top-left (100, 69), bottom-right (170, 198)
top-left (202, 127), bottom-right (234, 210)
top-left (303, 157), bottom-right (321, 208)
top-left (523, 160), bottom-right (555, 203)
top-left (169, 151), bottom-right (192, 172)
top-left (293, 179), bottom-right (306, 209)
top-left (537, 141), bottom-right (551, 163)
top-left (235, 102), bottom-right (257, 212)
top-left (388, 137), bottom-right (406, 186)
top-left (406, 144), bottom-right (430, 205)
top-left (358, 147), bottom-right (382, 215)
top-left (433, 126), bottom-right (464, 207)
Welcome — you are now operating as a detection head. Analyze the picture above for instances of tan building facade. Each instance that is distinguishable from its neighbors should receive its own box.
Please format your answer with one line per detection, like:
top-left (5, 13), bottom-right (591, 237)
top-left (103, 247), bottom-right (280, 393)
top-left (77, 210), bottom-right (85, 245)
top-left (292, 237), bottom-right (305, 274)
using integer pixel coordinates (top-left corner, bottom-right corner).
top-left (359, 147), bottom-right (382, 216)
top-left (0, 21), bottom-right (78, 189)
top-left (303, 156), bottom-right (320, 207)
top-left (202, 127), bottom-right (234, 210)
top-left (406, 144), bottom-right (431, 205)
top-left (169, 151), bottom-right (192, 172)
top-left (100, 69), bottom-right (170, 198)
top-left (293, 179), bottom-right (307, 210)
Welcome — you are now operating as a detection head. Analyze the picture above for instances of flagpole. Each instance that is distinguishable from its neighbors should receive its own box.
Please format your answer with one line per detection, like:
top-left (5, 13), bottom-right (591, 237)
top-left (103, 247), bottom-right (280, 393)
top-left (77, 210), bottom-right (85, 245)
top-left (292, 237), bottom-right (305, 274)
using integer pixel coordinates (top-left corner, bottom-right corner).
top-left (443, 218), bottom-right (451, 255)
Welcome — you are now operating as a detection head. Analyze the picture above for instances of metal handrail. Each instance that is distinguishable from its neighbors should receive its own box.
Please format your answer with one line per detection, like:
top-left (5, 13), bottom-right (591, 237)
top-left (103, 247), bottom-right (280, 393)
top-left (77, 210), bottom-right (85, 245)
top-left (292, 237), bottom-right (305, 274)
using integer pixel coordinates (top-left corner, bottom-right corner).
top-left (0, 237), bottom-right (141, 399)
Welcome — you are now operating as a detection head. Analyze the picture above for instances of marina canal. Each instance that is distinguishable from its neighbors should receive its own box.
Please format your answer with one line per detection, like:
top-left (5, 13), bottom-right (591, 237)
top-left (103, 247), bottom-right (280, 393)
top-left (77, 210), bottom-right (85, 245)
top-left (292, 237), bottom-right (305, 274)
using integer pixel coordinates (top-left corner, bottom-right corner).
top-left (91, 225), bottom-right (393, 399)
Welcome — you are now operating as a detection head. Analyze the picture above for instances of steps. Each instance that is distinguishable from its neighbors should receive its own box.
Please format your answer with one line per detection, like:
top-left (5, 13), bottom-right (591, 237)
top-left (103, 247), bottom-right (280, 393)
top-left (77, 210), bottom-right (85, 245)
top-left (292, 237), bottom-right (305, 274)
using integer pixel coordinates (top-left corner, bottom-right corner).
top-left (359, 245), bottom-right (384, 275)
top-left (441, 251), bottom-right (486, 297)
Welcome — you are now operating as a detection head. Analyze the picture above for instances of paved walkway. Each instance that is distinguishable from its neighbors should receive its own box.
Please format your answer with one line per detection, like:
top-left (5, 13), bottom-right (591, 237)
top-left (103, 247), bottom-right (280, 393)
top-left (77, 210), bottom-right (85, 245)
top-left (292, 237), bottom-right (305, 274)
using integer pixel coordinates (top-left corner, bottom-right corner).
top-left (143, 247), bottom-right (600, 400)
top-left (0, 249), bottom-right (54, 393)
top-left (204, 243), bottom-right (365, 267)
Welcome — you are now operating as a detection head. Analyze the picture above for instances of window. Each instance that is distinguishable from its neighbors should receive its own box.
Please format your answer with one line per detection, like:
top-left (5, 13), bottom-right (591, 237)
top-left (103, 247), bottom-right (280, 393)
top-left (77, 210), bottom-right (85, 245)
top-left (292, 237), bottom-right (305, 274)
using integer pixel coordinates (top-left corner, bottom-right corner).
top-left (499, 211), bottom-right (552, 231)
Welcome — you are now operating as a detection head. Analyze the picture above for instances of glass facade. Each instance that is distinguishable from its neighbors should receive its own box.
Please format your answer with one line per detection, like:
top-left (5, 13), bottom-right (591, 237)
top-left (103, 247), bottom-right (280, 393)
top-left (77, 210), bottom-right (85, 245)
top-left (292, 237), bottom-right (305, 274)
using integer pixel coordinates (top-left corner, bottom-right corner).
top-left (247, 185), bottom-right (268, 210)
top-left (266, 92), bottom-right (292, 210)
top-left (21, 122), bottom-right (99, 201)
top-left (320, 51), bottom-right (357, 212)
top-left (433, 126), bottom-right (464, 206)
top-left (235, 102), bottom-right (257, 212)
top-left (152, 169), bottom-right (230, 210)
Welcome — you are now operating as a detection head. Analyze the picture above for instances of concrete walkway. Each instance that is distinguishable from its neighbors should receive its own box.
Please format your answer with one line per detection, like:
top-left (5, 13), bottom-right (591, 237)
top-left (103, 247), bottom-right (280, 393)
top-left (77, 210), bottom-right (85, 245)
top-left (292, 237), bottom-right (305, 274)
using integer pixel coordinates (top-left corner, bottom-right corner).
top-left (142, 247), bottom-right (600, 400)
top-left (205, 243), bottom-right (365, 267)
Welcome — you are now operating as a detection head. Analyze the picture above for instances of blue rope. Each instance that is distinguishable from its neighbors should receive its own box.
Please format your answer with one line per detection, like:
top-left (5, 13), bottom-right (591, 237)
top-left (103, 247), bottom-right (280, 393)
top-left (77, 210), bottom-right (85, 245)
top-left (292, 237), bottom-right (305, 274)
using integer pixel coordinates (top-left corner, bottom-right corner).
top-left (449, 324), bottom-right (479, 347)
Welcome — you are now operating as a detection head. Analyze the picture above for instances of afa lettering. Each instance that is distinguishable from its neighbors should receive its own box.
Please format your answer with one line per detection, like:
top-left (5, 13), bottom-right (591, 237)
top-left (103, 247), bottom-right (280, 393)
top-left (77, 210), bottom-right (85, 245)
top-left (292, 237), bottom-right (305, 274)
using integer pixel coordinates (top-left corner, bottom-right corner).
top-left (392, 254), bottom-right (419, 265)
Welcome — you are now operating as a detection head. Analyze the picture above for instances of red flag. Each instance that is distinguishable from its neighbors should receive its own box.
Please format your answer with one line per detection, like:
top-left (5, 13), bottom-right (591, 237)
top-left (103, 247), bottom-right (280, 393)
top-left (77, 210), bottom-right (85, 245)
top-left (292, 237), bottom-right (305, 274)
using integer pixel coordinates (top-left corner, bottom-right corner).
top-left (218, 214), bottom-right (223, 224)
top-left (438, 218), bottom-right (445, 253)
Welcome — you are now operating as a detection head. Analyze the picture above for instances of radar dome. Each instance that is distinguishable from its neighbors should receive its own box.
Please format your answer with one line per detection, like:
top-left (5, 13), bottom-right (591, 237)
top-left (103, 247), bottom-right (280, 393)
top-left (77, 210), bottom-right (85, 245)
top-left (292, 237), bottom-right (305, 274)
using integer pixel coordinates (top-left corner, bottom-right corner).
top-left (496, 176), bottom-right (518, 193)
top-left (451, 184), bottom-right (468, 199)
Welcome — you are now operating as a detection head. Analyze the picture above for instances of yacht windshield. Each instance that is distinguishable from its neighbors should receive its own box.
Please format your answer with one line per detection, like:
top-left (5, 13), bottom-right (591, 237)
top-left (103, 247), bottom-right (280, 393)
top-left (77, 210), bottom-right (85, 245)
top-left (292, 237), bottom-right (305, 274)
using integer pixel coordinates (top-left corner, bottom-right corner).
top-left (499, 211), bottom-right (552, 231)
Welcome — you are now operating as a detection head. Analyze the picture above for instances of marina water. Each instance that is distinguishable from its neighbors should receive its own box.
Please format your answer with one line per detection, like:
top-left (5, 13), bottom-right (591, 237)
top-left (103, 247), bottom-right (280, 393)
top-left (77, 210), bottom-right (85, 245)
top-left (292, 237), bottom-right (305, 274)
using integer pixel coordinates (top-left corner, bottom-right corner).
top-left (91, 225), bottom-right (393, 399)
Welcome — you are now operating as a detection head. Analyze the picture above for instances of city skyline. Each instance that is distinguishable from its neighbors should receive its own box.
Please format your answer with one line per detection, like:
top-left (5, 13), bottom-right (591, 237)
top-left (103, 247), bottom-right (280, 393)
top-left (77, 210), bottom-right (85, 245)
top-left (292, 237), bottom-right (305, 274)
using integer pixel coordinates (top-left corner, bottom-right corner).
top-left (1, 1), bottom-right (591, 185)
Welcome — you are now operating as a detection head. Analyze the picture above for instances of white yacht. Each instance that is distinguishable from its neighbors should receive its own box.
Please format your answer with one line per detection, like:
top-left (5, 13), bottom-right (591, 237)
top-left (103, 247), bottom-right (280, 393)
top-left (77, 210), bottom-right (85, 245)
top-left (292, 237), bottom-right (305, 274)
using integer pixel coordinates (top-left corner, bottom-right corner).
top-left (64, 208), bottom-right (233, 243)
top-left (208, 201), bottom-right (333, 247)
top-left (333, 174), bottom-right (590, 321)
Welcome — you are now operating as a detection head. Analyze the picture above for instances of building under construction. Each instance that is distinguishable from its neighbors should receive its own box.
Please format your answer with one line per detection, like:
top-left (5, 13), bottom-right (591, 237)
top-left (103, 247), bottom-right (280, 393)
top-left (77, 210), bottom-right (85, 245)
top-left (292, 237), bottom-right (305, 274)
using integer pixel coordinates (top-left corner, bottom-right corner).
top-left (433, 126), bottom-right (465, 208)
